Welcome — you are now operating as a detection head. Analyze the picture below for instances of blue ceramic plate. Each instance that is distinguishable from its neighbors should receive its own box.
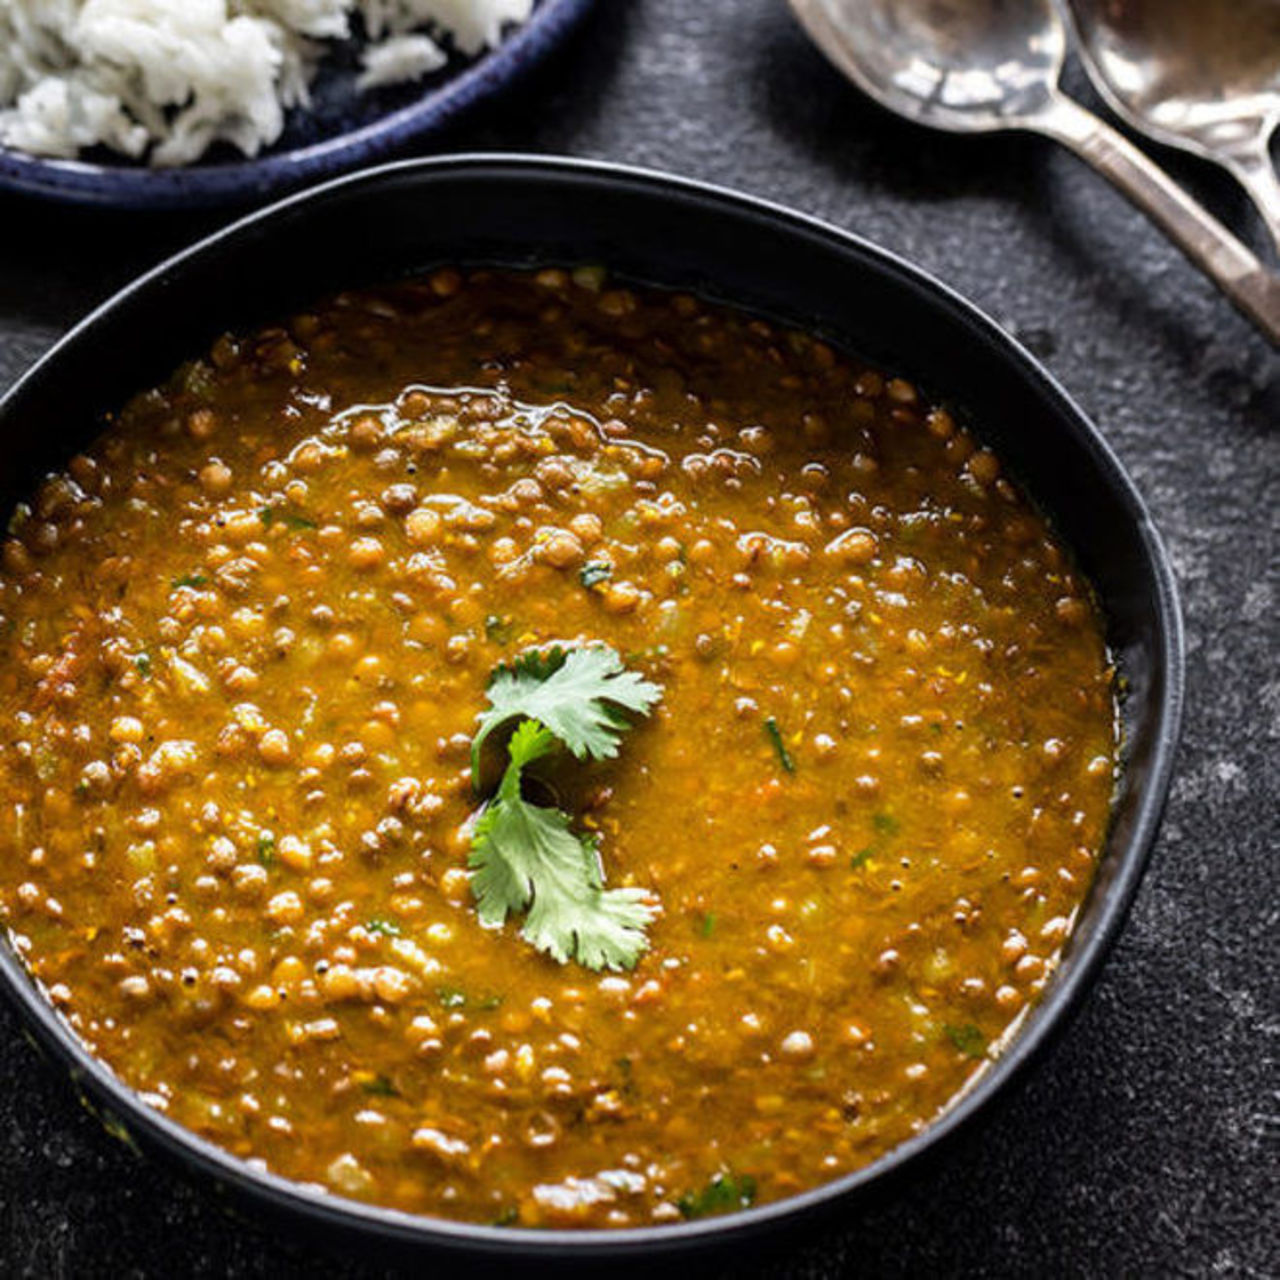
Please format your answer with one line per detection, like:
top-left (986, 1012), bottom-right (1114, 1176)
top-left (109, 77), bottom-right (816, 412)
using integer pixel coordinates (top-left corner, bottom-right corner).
top-left (0, 0), bottom-right (594, 209)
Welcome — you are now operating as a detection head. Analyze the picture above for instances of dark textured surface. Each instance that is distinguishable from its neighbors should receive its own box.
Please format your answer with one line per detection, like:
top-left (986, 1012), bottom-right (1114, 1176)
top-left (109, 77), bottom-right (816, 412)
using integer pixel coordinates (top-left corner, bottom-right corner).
top-left (0, 2), bottom-right (1276, 1276)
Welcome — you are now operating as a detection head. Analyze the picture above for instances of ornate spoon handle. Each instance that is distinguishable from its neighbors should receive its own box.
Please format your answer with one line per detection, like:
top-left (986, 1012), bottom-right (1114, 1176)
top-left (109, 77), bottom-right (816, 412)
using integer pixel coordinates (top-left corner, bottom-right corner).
top-left (1033, 93), bottom-right (1280, 347)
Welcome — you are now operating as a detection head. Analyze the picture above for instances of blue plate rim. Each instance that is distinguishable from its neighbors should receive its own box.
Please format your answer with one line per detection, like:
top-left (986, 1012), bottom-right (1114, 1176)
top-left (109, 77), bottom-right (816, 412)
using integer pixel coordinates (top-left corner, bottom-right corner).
top-left (0, 0), bottom-right (595, 209)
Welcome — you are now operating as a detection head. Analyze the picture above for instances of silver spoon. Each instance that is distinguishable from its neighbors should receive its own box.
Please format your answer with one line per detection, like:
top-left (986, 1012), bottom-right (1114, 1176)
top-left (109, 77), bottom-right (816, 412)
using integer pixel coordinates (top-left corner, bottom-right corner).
top-left (787, 0), bottom-right (1280, 347)
top-left (1065, 0), bottom-right (1280, 255)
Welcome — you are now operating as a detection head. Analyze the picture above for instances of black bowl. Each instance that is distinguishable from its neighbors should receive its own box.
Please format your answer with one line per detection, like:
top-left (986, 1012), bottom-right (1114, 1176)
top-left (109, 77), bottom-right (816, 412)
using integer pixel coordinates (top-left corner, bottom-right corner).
top-left (0, 155), bottom-right (1184, 1262)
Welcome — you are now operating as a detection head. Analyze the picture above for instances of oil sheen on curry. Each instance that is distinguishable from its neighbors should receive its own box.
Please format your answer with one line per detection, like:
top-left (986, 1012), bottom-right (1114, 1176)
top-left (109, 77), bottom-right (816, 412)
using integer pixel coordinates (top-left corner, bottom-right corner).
top-left (0, 268), bottom-right (1117, 1229)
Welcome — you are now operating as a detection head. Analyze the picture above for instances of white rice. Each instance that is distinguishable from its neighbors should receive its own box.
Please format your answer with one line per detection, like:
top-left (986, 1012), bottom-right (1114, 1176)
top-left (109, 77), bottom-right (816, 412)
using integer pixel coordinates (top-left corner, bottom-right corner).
top-left (0, 0), bottom-right (534, 166)
top-left (355, 34), bottom-right (447, 91)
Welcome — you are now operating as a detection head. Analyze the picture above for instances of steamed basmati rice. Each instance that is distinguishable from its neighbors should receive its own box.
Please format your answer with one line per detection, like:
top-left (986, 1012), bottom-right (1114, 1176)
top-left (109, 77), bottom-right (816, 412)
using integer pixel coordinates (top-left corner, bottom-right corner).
top-left (0, 0), bottom-right (534, 166)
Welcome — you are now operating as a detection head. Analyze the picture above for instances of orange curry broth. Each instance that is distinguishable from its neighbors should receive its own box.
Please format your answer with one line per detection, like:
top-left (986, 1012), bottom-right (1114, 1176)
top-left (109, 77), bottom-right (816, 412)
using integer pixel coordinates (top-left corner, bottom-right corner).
top-left (0, 267), bottom-right (1116, 1228)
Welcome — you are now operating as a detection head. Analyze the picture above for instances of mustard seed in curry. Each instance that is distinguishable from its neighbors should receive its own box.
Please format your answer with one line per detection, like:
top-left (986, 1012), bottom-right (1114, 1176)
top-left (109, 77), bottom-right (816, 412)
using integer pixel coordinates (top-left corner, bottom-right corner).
top-left (0, 267), bottom-right (1117, 1229)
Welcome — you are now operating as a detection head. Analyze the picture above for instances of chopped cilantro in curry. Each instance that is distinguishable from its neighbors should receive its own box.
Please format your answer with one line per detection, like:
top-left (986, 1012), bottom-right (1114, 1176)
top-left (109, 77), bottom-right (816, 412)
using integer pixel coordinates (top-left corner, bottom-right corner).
top-left (579, 560), bottom-right (613, 589)
top-left (677, 1171), bottom-right (758, 1219)
top-left (360, 1073), bottom-right (400, 1097)
top-left (764, 715), bottom-right (796, 773)
top-left (945, 1023), bottom-right (988, 1058)
top-left (257, 504), bottom-right (316, 530)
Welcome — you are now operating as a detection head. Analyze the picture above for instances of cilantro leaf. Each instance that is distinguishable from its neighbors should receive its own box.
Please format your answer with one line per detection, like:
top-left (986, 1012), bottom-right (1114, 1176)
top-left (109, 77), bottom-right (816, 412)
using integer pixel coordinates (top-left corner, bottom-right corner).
top-left (258, 505), bottom-right (316, 531)
top-left (468, 720), bottom-right (656, 971)
top-left (873, 811), bottom-right (900, 837)
top-left (677, 1171), bottom-right (758, 1219)
top-left (471, 644), bottom-right (662, 779)
top-left (579, 561), bottom-right (613, 589)
top-left (763, 715), bottom-right (795, 774)
top-left (944, 1022), bottom-right (987, 1058)
top-left (484, 614), bottom-right (514, 644)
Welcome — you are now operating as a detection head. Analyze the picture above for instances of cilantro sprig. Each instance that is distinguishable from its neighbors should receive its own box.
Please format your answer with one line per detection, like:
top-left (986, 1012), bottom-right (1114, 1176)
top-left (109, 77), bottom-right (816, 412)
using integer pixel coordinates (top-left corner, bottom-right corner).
top-left (466, 645), bottom-right (662, 972)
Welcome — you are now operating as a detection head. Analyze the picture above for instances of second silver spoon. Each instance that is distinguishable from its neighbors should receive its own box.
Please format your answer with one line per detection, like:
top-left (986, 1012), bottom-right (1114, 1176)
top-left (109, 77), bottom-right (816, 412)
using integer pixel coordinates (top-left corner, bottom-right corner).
top-left (1065, 0), bottom-right (1280, 256)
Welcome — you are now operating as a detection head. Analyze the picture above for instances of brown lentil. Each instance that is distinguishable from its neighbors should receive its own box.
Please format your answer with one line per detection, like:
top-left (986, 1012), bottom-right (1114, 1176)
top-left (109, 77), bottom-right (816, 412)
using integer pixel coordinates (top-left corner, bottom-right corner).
top-left (0, 267), bottom-right (1116, 1230)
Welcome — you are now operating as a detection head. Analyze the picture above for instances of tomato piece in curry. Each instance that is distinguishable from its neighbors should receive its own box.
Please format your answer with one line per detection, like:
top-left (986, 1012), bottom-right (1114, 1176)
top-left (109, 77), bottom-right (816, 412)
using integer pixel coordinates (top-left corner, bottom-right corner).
top-left (0, 267), bottom-right (1117, 1229)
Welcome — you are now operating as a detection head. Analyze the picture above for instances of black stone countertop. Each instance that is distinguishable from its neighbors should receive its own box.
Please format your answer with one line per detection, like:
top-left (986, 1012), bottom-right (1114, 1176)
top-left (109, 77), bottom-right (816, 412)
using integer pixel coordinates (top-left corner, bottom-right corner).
top-left (0, 3), bottom-right (1276, 1276)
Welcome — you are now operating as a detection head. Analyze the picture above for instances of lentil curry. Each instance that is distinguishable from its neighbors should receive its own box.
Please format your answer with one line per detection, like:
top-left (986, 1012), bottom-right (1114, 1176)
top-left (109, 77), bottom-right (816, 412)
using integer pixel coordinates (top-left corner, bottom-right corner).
top-left (0, 267), bottom-right (1117, 1229)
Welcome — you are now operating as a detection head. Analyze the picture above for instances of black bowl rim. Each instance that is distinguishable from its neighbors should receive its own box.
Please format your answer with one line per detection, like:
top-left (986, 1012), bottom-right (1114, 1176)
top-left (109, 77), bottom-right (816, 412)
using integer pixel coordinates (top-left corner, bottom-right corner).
top-left (0, 153), bottom-right (1185, 1259)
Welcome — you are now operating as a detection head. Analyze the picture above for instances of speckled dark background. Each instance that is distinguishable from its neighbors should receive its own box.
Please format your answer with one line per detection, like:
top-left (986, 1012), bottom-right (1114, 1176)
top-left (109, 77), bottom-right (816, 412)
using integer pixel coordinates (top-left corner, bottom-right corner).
top-left (0, 3), bottom-right (1276, 1277)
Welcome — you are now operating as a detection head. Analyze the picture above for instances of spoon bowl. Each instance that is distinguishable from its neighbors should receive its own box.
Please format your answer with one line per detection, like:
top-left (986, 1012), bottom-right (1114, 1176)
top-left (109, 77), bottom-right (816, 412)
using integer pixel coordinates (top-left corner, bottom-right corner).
top-left (792, 0), bottom-right (1066, 131)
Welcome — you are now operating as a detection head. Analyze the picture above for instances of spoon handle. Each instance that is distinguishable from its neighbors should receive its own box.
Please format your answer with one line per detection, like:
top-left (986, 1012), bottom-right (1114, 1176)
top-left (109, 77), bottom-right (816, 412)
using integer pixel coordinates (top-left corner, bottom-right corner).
top-left (1033, 94), bottom-right (1280, 347)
